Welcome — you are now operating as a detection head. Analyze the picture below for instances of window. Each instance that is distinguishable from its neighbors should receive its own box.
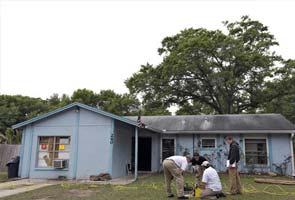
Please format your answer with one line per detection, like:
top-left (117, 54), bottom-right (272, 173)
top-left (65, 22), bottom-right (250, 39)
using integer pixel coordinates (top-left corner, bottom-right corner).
top-left (37, 136), bottom-right (70, 168)
top-left (245, 138), bottom-right (267, 165)
top-left (162, 138), bottom-right (175, 161)
top-left (201, 138), bottom-right (216, 148)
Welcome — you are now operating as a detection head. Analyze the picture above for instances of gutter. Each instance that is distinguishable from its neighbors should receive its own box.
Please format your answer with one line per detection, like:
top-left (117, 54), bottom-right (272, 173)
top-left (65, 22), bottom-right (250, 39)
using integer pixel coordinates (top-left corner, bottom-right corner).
top-left (162, 130), bottom-right (295, 134)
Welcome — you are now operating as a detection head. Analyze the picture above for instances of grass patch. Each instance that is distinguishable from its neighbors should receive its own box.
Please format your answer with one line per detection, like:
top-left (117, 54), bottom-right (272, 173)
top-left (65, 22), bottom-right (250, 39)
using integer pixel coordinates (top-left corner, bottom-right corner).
top-left (0, 172), bottom-right (8, 183)
top-left (1, 173), bottom-right (295, 200)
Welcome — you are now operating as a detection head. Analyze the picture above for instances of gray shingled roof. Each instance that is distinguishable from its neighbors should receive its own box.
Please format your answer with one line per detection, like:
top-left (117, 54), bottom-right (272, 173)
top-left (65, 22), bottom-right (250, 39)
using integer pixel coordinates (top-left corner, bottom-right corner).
top-left (126, 114), bottom-right (295, 134)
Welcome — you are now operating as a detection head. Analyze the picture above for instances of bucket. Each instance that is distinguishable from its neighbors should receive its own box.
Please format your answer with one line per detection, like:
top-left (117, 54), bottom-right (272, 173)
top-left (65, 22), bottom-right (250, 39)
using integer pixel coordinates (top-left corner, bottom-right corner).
top-left (195, 188), bottom-right (201, 198)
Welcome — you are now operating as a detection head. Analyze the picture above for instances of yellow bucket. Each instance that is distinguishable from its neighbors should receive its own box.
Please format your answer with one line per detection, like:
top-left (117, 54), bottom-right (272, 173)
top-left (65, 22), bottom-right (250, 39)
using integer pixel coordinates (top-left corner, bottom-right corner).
top-left (195, 188), bottom-right (201, 198)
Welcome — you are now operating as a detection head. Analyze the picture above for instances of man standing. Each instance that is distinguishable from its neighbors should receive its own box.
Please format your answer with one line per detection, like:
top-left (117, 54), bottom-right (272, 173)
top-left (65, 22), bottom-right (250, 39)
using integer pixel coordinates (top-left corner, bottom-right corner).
top-left (163, 155), bottom-right (191, 199)
top-left (200, 161), bottom-right (223, 199)
top-left (226, 136), bottom-right (242, 195)
top-left (191, 152), bottom-right (207, 182)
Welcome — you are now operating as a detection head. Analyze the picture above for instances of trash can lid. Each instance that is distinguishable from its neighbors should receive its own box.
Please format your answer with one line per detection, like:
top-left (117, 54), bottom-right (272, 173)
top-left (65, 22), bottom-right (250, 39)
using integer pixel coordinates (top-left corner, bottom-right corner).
top-left (6, 156), bottom-right (20, 166)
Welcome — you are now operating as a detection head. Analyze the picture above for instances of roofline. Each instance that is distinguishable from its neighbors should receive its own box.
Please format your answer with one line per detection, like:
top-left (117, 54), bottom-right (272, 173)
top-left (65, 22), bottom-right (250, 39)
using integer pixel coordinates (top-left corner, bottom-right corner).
top-left (162, 130), bottom-right (295, 134)
top-left (132, 113), bottom-right (286, 118)
top-left (12, 102), bottom-right (139, 129)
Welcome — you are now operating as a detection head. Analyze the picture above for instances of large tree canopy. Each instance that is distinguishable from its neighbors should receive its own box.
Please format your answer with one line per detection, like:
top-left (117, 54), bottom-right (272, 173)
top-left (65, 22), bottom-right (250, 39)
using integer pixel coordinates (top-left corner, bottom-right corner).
top-left (126, 16), bottom-right (294, 114)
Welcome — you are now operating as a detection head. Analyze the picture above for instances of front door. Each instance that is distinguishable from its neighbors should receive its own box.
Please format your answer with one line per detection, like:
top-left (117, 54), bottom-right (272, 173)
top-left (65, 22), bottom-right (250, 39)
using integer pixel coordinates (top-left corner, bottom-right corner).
top-left (131, 137), bottom-right (152, 171)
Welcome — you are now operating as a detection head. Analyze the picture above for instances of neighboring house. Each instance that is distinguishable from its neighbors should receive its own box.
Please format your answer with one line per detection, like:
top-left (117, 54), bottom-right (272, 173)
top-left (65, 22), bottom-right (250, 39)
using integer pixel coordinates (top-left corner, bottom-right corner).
top-left (127, 115), bottom-right (295, 176)
top-left (12, 102), bottom-right (295, 179)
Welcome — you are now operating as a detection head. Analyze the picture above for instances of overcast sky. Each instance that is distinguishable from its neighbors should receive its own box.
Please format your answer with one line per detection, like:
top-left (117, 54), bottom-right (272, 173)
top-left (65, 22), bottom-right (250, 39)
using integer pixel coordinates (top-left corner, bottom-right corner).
top-left (0, 0), bottom-right (294, 99)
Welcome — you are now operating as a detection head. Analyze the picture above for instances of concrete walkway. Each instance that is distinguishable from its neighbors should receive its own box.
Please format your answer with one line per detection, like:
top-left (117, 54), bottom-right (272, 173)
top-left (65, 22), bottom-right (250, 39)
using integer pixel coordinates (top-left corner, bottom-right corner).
top-left (0, 179), bottom-right (59, 198)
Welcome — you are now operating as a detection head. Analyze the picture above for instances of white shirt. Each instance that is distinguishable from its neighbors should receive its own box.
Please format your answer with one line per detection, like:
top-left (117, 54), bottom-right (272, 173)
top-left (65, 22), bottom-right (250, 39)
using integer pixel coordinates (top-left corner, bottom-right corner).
top-left (202, 167), bottom-right (222, 191)
top-left (166, 156), bottom-right (188, 171)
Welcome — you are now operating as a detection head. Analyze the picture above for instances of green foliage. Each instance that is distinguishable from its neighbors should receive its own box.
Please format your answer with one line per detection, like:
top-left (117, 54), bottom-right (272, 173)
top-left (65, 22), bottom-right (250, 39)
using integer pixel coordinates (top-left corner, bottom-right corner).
top-left (126, 16), bottom-right (292, 115)
top-left (69, 89), bottom-right (140, 116)
top-left (0, 95), bottom-right (50, 139)
top-left (0, 89), bottom-right (141, 143)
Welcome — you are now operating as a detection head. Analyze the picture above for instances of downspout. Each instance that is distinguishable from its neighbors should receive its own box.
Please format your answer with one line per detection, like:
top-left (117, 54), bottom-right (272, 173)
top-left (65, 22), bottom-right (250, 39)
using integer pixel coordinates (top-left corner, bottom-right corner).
top-left (290, 133), bottom-right (295, 177)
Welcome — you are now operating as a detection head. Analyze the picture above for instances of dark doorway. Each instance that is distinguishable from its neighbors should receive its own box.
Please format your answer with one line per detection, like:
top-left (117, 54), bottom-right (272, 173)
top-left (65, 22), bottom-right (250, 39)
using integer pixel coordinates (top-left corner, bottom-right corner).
top-left (162, 138), bottom-right (175, 161)
top-left (131, 137), bottom-right (152, 171)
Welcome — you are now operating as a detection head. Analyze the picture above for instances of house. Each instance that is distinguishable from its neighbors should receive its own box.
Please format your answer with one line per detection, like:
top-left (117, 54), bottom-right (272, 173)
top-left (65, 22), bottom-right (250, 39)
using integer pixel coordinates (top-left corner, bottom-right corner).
top-left (127, 115), bottom-right (295, 176)
top-left (12, 102), bottom-right (295, 179)
top-left (12, 102), bottom-right (160, 180)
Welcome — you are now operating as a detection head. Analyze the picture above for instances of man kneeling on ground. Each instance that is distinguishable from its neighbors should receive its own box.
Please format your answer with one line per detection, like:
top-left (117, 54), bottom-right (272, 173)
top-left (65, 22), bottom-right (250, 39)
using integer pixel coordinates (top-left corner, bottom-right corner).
top-left (200, 161), bottom-right (223, 199)
top-left (163, 155), bottom-right (191, 200)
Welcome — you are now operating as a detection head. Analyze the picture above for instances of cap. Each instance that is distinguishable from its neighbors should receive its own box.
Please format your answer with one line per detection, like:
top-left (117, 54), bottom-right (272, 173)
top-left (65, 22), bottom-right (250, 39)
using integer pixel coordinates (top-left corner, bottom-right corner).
top-left (201, 161), bottom-right (210, 167)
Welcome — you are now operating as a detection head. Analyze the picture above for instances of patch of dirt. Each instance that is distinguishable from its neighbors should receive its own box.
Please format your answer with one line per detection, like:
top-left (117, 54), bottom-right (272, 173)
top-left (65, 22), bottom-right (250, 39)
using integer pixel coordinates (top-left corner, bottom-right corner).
top-left (69, 189), bottom-right (95, 197)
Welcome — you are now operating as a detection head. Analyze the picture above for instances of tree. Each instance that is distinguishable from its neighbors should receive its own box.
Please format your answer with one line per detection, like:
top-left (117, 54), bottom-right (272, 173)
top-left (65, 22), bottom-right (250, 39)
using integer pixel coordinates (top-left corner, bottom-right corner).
top-left (126, 16), bottom-right (288, 114)
top-left (70, 89), bottom-right (140, 116)
top-left (261, 59), bottom-right (295, 123)
top-left (96, 90), bottom-right (140, 116)
top-left (71, 89), bottom-right (98, 107)
top-left (0, 95), bottom-right (50, 143)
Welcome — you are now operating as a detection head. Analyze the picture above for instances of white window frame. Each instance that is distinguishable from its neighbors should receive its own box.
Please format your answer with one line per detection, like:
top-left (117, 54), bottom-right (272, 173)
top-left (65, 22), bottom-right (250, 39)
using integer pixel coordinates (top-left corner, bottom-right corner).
top-left (243, 136), bottom-right (268, 166)
top-left (200, 137), bottom-right (217, 149)
top-left (160, 136), bottom-right (176, 163)
top-left (36, 136), bottom-right (71, 169)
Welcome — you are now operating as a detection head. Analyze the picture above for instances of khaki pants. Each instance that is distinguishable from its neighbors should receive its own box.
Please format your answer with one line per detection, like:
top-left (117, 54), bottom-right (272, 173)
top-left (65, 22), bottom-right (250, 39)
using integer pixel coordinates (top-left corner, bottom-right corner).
top-left (228, 167), bottom-right (242, 194)
top-left (200, 188), bottom-right (222, 199)
top-left (163, 159), bottom-right (184, 197)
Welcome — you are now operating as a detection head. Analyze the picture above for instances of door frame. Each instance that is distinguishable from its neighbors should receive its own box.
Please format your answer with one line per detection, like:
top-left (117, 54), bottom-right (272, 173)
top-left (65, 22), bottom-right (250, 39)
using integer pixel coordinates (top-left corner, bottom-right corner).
top-left (160, 136), bottom-right (176, 163)
top-left (132, 136), bottom-right (152, 171)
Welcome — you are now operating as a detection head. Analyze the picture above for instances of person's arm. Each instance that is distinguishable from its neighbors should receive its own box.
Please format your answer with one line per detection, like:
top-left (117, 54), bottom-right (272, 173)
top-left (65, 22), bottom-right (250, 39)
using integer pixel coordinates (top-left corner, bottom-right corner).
top-left (229, 144), bottom-right (239, 165)
top-left (200, 172), bottom-right (208, 189)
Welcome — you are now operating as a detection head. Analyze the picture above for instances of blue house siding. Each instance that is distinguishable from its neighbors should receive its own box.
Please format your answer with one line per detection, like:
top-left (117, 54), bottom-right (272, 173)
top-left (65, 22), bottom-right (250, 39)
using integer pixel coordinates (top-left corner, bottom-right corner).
top-left (75, 109), bottom-right (112, 179)
top-left (271, 134), bottom-right (292, 175)
top-left (19, 107), bottom-right (115, 179)
top-left (25, 109), bottom-right (78, 179)
top-left (112, 121), bottom-right (133, 178)
top-left (172, 133), bottom-right (293, 176)
top-left (20, 126), bottom-right (31, 178)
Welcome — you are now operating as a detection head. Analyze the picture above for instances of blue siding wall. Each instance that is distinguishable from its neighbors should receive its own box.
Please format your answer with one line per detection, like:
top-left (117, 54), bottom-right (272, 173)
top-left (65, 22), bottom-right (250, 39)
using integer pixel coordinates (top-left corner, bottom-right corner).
top-left (177, 135), bottom-right (194, 156)
top-left (21, 108), bottom-right (113, 179)
top-left (76, 108), bottom-right (112, 179)
top-left (20, 126), bottom-right (31, 178)
top-left (112, 121), bottom-right (133, 178)
top-left (24, 109), bottom-right (77, 179)
top-left (173, 133), bottom-right (292, 175)
top-left (271, 134), bottom-right (292, 175)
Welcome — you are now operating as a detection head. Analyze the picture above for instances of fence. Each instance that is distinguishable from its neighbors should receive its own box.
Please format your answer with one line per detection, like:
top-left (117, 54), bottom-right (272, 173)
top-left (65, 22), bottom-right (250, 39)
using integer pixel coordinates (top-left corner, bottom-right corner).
top-left (0, 144), bottom-right (21, 171)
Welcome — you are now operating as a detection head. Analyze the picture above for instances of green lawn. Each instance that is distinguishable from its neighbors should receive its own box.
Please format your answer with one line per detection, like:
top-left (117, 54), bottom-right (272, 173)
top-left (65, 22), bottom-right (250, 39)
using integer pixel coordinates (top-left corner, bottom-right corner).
top-left (0, 172), bottom-right (8, 183)
top-left (1, 173), bottom-right (295, 200)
